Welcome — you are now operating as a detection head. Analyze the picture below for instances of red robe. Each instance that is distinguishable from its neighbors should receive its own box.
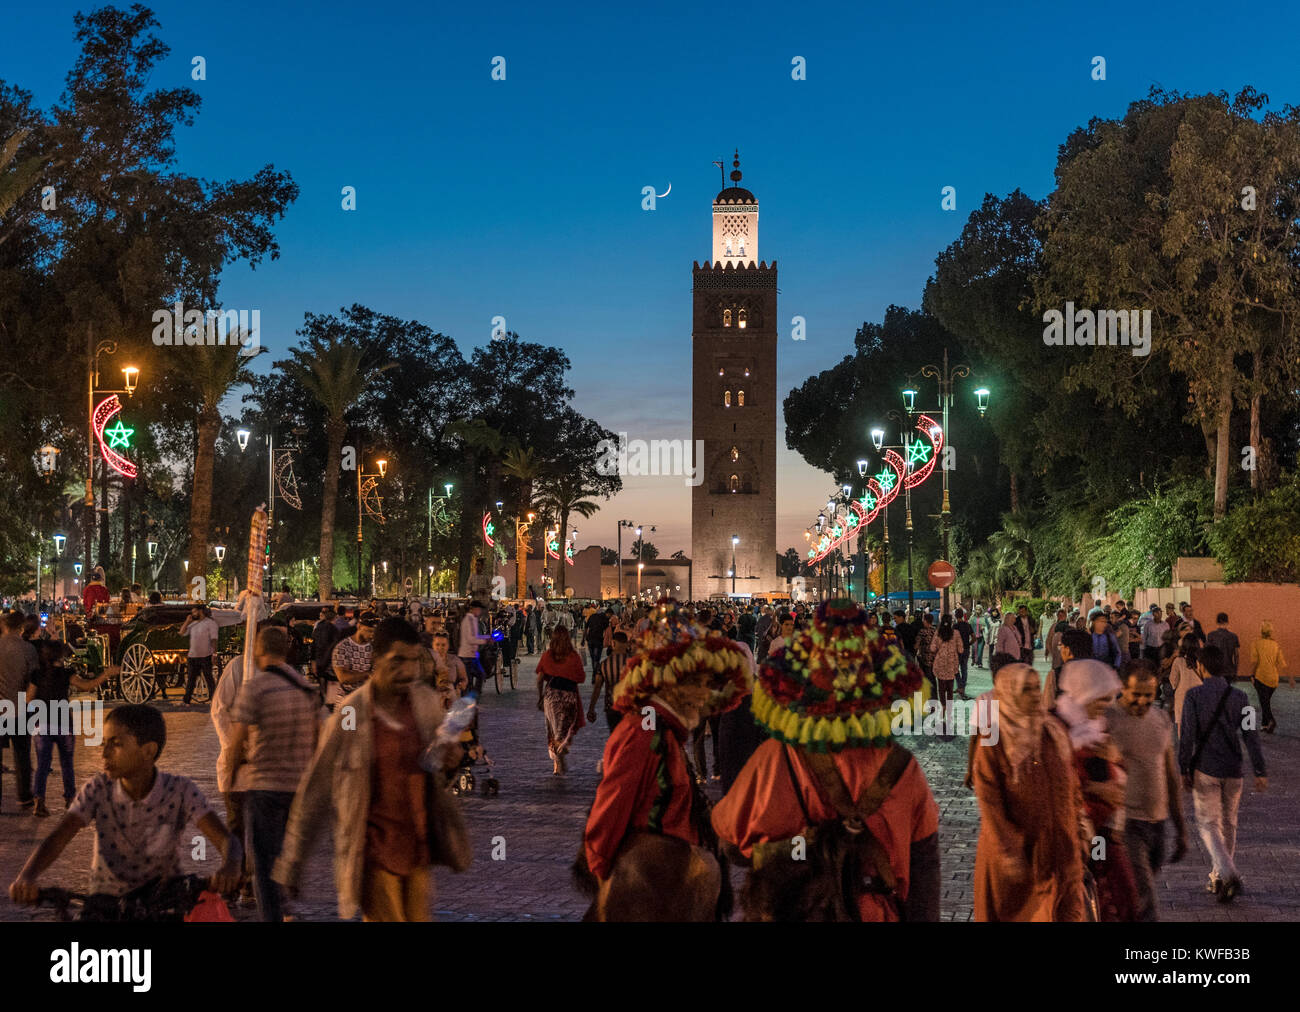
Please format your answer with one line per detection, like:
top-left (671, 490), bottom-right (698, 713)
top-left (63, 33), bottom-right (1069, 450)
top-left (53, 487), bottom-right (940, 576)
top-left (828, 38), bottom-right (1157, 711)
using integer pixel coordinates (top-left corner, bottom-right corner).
top-left (712, 738), bottom-right (939, 920)
top-left (82, 583), bottom-right (110, 613)
top-left (583, 701), bottom-right (696, 880)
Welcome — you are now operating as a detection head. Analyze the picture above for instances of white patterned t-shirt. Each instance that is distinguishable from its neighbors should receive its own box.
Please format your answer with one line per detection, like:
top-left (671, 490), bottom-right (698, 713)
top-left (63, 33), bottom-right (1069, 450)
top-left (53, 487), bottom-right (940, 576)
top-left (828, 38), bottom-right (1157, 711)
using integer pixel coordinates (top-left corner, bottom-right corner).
top-left (68, 771), bottom-right (214, 896)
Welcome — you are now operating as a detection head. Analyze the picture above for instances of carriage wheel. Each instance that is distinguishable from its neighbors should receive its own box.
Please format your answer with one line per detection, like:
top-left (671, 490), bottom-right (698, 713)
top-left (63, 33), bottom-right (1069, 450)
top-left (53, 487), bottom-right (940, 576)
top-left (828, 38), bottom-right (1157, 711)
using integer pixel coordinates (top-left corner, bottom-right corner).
top-left (509, 659), bottom-right (517, 690)
top-left (119, 644), bottom-right (156, 703)
top-left (494, 658), bottom-right (503, 695)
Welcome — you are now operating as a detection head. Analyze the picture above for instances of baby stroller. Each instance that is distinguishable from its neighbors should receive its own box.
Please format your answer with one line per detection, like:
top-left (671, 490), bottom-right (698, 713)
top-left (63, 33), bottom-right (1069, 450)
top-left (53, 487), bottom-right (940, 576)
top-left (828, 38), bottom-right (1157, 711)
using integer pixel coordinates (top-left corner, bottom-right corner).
top-left (449, 691), bottom-right (500, 798)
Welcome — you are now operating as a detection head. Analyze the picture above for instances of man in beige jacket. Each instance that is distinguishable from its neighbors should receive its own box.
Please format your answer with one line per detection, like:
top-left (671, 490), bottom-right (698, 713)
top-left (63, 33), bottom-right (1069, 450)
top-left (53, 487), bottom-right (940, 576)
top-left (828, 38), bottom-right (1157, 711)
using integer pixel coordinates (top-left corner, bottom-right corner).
top-left (274, 618), bottom-right (466, 921)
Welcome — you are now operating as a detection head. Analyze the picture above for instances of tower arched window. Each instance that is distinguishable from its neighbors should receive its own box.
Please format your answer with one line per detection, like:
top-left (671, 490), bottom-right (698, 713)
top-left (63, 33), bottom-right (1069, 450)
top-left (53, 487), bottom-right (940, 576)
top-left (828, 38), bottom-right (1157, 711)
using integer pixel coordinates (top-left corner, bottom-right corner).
top-left (738, 308), bottom-right (747, 329)
top-left (738, 390), bottom-right (745, 407)
top-left (739, 237), bottom-right (746, 257)
top-left (730, 474), bottom-right (739, 492)
top-left (723, 309), bottom-right (731, 327)
top-left (724, 390), bottom-right (731, 408)
top-left (730, 446), bottom-right (739, 462)
top-left (725, 236), bottom-right (733, 256)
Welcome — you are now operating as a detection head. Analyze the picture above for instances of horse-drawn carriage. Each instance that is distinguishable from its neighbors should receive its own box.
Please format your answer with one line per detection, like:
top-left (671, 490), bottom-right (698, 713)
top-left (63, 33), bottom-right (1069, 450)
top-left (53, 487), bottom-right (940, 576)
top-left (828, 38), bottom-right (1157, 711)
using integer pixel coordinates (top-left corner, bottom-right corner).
top-left (66, 604), bottom-right (244, 704)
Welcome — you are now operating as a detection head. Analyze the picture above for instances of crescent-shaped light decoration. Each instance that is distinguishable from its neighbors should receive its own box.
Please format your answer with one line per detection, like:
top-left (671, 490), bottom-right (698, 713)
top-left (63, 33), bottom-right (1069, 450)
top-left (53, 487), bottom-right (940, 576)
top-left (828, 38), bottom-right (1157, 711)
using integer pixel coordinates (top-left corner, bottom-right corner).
top-left (546, 537), bottom-right (562, 561)
top-left (862, 478), bottom-right (884, 525)
top-left (564, 544), bottom-right (575, 566)
top-left (361, 476), bottom-right (386, 524)
top-left (481, 511), bottom-right (495, 548)
top-left (877, 449), bottom-right (906, 508)
top-left (93, 395), bottom-right (138, 479)
top-left (903, 413), bottom-right (943, 491)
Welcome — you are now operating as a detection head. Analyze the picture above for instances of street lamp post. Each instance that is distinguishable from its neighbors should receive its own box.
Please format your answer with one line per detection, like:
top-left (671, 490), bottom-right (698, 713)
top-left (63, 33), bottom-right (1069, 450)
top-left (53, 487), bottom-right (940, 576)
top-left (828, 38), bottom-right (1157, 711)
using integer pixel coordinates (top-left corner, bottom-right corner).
top-left (872, 416), bottom-right (915, 615)
top-left (355, 449), bottom-right (387, 596)
top-left (731, 534), bottom-right (739, 595)
top-left (85, 334), bottom-right (139, 570)
top-left (238, 427), bottom-right (306, 594)
top-left (856, 459), bottom-right (870, 604)
top-left (885, 409), bottom-right (916, 615)
top-left (908, 348), bottom-right (984, 613)
top-left (871, 428), bottom-right (890, 610)
top-left (426, 482), bottom-right (453, 597)
top-left (214, 543), bottom-right (226, 600)
top-left (514, 511), bottom-right (535, 601)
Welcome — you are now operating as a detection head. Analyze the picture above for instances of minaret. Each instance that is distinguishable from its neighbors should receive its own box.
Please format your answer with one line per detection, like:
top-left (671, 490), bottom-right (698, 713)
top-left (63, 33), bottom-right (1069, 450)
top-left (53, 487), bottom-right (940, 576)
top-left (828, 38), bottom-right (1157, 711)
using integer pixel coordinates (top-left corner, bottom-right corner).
top-left (691, 151), bottom-right (778, 598)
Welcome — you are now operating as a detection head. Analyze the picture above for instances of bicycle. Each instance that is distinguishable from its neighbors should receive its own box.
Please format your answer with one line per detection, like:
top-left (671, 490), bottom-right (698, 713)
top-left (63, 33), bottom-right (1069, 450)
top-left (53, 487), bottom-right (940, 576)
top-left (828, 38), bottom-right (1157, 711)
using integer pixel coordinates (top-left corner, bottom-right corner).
top-left (35, 874), bottom-right (218, 922)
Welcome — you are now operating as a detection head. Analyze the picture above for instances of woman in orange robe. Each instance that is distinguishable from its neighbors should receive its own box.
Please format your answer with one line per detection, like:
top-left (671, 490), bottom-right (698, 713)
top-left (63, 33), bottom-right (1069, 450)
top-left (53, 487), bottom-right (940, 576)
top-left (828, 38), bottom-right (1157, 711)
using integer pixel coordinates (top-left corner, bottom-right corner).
top-left (972, 663), bottom-right (1086, 921)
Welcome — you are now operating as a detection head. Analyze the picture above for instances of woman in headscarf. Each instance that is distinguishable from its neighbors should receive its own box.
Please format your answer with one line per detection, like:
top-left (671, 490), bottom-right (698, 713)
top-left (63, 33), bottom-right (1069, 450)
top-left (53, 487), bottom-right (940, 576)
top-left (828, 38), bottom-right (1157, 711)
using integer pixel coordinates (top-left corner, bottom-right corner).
top-left (972, 663), bottom-right (1086, 921)
top-left (536, 625), bottom-right (586, 775)
top-left (1169, 634), bottom-right (1202, 734)
top-left (929, 614), bottom-right (961, 723)
top-left (1053, 659), bottom-right (1138, 921)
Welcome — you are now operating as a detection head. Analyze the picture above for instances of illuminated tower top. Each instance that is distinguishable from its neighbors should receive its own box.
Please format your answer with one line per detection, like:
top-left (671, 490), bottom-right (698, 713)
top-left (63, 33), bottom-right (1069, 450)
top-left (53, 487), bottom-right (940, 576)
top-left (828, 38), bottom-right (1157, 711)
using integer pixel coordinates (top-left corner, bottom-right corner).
top-left (712, 149), bottom-right (758, 267)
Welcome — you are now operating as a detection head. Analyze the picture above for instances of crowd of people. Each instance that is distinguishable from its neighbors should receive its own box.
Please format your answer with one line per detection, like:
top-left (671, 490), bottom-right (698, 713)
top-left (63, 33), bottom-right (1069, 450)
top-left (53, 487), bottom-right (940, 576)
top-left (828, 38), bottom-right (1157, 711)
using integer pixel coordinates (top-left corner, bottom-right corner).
top-left (0, 585), bottom-right (1289, 923)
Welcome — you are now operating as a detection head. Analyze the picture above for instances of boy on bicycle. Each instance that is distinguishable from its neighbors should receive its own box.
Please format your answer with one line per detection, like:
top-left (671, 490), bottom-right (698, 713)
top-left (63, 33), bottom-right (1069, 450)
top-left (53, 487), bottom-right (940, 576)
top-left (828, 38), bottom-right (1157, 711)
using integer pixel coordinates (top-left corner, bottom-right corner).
top-left (9, 703), bottom-right (242, 904)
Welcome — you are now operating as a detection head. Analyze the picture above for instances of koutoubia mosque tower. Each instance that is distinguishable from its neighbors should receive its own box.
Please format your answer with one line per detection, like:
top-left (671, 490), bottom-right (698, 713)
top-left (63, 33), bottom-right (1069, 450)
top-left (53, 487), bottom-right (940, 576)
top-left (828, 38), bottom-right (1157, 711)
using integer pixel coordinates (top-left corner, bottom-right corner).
top-left (691, 151), bottom-right (778, 596)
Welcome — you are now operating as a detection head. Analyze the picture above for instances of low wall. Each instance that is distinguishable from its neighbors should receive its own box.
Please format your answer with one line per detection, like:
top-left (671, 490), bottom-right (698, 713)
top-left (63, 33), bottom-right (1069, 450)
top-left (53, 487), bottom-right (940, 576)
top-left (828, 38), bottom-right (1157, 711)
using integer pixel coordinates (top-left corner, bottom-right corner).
top-left (1132, 584), bottom-right (1298, 680)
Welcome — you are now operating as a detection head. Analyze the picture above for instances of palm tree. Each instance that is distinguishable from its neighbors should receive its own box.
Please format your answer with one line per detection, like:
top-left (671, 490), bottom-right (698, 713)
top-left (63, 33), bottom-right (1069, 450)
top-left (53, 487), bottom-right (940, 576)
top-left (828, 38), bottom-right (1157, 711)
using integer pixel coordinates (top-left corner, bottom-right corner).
top-left (502, 445), bottom-right (541, 600)
top-left (187, 341), bottom-right (260, 586)
top-left (988, 510), bottom-right (1040, 596)
top-left (284, 336), bottom-right (393, 599)
top-left (533, 470), bottom-right (600, 598)
top-left (449, 419), bottom-right (509, 595)
top-left (955, 545), bottom-right (1002, 604)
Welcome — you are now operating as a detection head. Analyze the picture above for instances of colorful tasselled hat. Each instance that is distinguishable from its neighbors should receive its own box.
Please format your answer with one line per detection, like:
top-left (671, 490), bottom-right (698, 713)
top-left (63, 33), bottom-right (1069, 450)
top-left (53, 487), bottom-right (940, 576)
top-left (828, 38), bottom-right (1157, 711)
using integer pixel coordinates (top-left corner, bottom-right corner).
top-left (751, 599), bottom-right (928, 751)
top-left (611, 599), bottom-right (752, 715)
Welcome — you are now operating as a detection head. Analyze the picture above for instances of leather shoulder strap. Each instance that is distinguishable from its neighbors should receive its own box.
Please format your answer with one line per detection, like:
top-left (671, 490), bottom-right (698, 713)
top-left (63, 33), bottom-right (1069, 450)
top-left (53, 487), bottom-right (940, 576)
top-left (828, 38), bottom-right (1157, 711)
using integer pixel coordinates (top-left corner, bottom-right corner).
top-left (804, 742), bottom-right (913, 823)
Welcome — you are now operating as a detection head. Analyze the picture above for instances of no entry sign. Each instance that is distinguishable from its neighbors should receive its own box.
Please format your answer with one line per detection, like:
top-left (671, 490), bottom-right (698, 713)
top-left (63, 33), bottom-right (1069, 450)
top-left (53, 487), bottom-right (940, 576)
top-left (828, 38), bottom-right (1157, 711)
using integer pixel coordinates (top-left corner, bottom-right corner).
top-left (927, 560), bottom-right (956, 589)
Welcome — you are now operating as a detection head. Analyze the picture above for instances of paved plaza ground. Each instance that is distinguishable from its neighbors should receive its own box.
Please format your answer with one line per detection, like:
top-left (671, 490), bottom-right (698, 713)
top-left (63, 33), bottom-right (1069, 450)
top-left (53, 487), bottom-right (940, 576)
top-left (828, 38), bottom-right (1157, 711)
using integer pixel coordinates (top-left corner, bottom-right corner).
top-left (2, 654), bottom-right (1296, 922)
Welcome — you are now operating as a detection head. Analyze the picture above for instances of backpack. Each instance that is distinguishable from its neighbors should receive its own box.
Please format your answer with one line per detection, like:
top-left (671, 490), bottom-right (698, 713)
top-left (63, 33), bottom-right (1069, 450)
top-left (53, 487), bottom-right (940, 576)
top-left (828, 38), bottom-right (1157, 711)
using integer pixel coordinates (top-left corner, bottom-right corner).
top-left (742, 744), bottom-right (913, 921)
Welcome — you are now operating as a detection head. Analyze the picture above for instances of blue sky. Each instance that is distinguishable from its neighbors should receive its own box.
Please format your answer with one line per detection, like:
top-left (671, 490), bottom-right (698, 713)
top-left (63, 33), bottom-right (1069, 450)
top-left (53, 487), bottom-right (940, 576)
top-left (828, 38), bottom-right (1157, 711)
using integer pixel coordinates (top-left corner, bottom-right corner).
top-left (11, 0), bottom-right (1300, 555)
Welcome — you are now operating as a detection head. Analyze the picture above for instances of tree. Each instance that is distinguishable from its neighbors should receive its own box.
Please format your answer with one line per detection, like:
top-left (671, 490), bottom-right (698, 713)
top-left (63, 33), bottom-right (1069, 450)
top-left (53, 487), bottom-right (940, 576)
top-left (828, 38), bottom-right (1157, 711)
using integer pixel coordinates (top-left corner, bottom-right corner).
top-left (282, 327), bottom-right (394, 599)
top-left (532, 407), bottom-right (620, 596)
top-left (0, 5), bottom-right (296, 579)
top-left (185, 340), bottom-right (259, 585)
top-left (1039, 87), bottom-right (1300, 518)
top-left (502, 444), bottom-right (542, 601)
top-left (1206, 468), bottom-right (1300, 581)
top-left (629, 538), bottom-right (658, 562)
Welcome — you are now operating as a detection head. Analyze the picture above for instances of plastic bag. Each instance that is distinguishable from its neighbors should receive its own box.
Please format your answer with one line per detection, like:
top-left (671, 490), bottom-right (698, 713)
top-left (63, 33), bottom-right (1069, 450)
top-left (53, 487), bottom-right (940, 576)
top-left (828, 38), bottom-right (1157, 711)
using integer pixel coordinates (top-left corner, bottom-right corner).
top-left (422, 693), bottom-right (478, 770)
top-left (184, 890), bottom-right (235, 922)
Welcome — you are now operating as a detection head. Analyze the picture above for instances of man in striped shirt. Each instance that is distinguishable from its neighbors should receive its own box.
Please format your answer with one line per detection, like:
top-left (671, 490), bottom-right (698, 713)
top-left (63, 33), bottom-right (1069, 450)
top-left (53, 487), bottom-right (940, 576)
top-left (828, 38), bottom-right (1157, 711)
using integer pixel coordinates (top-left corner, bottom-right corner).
top-left (225, 625), bottom-right (322, 922)
top-left (587, 632), bottom-right (632, 733)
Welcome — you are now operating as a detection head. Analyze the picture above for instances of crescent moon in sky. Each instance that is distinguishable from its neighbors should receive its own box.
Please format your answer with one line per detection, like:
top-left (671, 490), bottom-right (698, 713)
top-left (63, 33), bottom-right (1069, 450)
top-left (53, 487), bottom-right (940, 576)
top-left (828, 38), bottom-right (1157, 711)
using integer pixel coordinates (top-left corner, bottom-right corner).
top-left (656, 182), bottom-right (671, 199)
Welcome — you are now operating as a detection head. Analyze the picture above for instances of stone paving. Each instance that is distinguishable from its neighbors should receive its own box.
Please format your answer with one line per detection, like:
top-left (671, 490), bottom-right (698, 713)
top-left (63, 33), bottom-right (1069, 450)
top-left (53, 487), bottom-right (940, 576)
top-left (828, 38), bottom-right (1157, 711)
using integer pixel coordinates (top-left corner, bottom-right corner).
top-left (1, 653), bottom-right (1296, 921)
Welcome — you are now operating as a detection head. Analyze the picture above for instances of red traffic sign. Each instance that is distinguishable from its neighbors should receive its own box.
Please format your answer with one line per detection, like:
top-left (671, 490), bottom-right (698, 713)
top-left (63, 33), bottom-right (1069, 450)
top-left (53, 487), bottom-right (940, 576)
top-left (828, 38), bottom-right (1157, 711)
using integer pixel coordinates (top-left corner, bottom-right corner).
top-left (927, 560), bottom-right (956, 589)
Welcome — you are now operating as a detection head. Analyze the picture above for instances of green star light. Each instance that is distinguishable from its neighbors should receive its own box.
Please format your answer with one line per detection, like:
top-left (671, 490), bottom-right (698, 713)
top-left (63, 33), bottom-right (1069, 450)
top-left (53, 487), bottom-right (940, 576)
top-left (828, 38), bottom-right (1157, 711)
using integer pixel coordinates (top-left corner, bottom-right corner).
top-left (876, 470), bottom-right (896, 492)
top-left (908, 440), bottom-right (932, 466)
top-left (104, 418), bottom-right (134, 449)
